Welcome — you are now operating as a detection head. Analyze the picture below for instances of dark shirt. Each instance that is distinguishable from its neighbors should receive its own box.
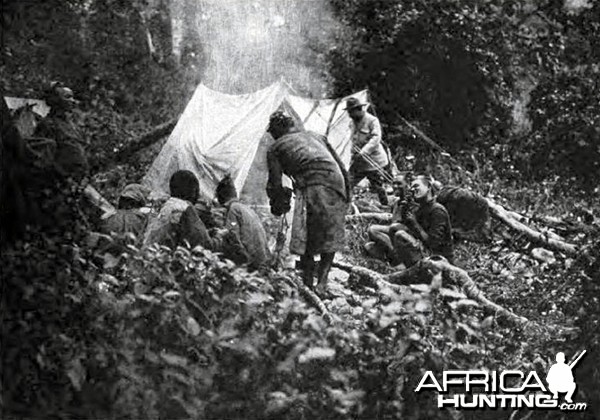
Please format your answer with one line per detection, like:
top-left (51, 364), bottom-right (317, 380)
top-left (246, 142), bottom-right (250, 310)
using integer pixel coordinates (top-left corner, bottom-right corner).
top-left (267, 130), bottom-right (348, 200)
top-left (415, 200), bottom-right (454, 262)
top-left (34, 112), bottom-right (88, 178)
top-left (143, 197), bottom-right (213, 249)
top-left (179, 206), bottom-right (213, 249)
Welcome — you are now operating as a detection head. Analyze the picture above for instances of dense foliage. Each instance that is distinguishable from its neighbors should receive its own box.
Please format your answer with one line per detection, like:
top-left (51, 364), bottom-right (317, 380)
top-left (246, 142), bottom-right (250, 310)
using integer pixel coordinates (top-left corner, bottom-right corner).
top-left (327, 0), bottom-right (600, 188)
top-left (2, 1), bottom-right (599, 418)
top-left (2, 192), bottom-right (599, 418)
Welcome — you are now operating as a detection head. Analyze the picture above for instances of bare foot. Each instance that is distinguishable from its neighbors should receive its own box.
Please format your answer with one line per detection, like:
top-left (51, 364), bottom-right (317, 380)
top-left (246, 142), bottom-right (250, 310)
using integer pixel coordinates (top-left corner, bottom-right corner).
top-left (315, 283), bottom-right (329, 297)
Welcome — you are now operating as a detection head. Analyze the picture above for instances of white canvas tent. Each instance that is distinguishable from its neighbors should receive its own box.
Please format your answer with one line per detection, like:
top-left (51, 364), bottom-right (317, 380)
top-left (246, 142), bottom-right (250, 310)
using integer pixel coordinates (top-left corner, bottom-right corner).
top-left (4, 97), bottom-right (50, 117)
top-left (143, 80), bottom-right (368, 206)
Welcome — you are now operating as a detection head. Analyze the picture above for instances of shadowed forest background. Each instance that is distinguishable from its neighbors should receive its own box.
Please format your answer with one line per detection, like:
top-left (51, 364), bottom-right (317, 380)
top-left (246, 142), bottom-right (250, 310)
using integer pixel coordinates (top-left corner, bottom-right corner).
top-left (1, 0), bottom-right (599, 419)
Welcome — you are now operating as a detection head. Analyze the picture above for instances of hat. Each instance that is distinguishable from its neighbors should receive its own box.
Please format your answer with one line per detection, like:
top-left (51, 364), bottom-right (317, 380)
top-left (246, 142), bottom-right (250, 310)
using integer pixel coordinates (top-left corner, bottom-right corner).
top-left (120, 183), bottom-right (149, 205)
top-left (344, 97), bottom-right (367, 111)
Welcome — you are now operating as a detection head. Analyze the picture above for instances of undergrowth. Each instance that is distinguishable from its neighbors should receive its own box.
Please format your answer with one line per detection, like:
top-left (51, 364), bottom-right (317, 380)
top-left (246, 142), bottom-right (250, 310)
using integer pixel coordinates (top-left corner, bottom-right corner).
top-left (1, 153), bottom-right (598, 419)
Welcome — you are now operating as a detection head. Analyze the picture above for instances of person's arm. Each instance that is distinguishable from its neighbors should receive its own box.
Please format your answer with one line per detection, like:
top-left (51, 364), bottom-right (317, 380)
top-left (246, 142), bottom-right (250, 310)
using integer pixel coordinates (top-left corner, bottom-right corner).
top-left (266, 148), bottom-right (292, 215)
top-left (358, 117), bottom-right (382, 156)
top-left (179, 206), bottom-right (213, 249)
top-left (266, 149), bottom-right (283, 198)
top-left (408, 207), bottom-right (450, 251)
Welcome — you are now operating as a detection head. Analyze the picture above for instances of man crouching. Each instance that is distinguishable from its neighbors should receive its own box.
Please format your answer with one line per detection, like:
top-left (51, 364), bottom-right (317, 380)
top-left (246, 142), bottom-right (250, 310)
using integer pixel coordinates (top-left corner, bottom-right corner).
top-left (266, 111), bottom-right (350, 294)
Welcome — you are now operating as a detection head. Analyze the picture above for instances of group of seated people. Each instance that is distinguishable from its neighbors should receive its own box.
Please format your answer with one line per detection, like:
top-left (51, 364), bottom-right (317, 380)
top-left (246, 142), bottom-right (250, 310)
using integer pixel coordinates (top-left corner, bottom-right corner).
top-left (100, 168), bottom-right (484, 275)
top-left (100, 170), bottom-right (271, 271)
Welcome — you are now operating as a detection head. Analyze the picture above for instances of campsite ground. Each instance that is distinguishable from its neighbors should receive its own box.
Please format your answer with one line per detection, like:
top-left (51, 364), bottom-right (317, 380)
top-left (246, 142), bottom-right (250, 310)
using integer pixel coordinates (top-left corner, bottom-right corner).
top-left (2, 144), bottom-right (598, 418)
top-left (2, 1), bottom-right (599, 418)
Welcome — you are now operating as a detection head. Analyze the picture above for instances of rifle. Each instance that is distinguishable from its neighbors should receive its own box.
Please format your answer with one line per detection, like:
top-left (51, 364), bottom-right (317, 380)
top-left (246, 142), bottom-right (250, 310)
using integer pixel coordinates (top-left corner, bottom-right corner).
top-left (568, 350), bottom-right (587, 369)
top-left (397, 171), bottom-right (415, 218)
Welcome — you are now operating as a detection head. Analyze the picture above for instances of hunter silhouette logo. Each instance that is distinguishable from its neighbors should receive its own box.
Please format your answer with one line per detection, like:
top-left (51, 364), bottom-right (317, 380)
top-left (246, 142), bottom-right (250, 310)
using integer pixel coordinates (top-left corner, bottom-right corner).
top-left (546, 351), bottom-right (585, 403)
top-left (415, 350), bottom-right (587, 411)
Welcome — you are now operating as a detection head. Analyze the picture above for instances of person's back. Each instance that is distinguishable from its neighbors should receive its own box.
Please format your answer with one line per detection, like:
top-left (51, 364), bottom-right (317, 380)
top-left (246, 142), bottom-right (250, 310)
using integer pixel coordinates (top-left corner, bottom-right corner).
top-left (102, 208), bottom-right (148, 238)
top-left (268, 130), bottom-right (347, 199)
top-left (101, 184), bottom-right (150, 240)
top-left (225, 201), bottom-right (270, 269)
top-left (143, 171), bottom-right (212, 249)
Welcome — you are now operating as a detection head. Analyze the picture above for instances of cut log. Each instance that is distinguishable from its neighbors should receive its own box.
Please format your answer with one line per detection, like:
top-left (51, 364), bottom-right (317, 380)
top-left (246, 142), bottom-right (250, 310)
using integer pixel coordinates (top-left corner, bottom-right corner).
top-left (284, 275), bottom-right (331, 322)
top-left (115, 117), bottom-right (178, 163)
top-left (332, 261), bottom-right (384, 290)
top-left (333, 259), bottom-right (529, 324)
top-left (388, 258), bottom-right (529, 324)
top-left (486, 199), bottom-right (578, 255)
top-left (346, 213), bottom-right (392, 224)
top-left (83, 184), bottom-right (115, 218)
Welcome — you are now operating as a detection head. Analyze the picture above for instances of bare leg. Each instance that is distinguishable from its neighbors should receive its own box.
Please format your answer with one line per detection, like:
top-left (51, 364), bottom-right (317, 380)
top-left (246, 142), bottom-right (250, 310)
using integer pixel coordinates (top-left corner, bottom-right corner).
top-left (364, 241), bottom-right (388, 260)
top-left (300, 254), bottom-right (315, 288)
top-left (368, 225), bottom-right (393, 254)
top-left (393, 229), bottom-right (425, 267)
top-left (316, 252), bottom-right (335, 293)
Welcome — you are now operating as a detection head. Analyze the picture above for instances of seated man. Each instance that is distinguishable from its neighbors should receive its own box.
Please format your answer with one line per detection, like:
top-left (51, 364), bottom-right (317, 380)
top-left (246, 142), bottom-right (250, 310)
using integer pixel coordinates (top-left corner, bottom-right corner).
top-left (393, 175), bottom-right (454, 266)
top-left (213, 175), bottom-right (270, 270)
top-left (34, 82), bottom-right (88, 180)
top-left (364, 174), bottom-right (411, 264)
top-left (101, 184), bottom-right (150, 239)
top-left (143, 170), bottom-right (212, 249)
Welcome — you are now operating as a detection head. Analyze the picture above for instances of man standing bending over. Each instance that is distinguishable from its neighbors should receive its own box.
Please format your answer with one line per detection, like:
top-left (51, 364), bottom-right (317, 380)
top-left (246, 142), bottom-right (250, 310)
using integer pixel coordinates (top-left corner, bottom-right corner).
top-left (346, 97), bottom-right (389, 206)
top-left (266, 111), bottom-right (350, 293)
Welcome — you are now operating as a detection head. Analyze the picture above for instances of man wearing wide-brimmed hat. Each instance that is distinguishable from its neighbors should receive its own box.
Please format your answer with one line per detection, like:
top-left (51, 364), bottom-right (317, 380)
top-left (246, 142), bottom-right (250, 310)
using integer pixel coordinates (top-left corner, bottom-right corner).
top-left (345, 97), bottom-right (389, 205)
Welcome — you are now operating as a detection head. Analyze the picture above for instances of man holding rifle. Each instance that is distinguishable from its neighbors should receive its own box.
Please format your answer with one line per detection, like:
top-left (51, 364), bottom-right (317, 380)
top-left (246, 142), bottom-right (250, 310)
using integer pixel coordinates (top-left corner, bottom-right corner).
top-left (346, 97), bottom-right (390, 206)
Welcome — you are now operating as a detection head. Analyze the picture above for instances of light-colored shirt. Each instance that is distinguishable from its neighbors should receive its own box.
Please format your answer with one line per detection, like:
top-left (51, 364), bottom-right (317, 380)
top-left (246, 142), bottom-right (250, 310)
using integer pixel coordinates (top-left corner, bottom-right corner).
top-left (350, 112), bottom-right (388, 171)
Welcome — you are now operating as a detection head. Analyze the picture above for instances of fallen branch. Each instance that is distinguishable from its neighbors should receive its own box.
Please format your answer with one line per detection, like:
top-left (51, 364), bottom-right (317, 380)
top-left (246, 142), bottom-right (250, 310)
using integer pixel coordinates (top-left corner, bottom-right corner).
top-left (83, 184), bottom-right (115, 218)
top-left (115, 117), bottom-right (178, 163)
top-left (333, 259), bottom-right (529, 324)
top-left (332, 261), bottom-right (452, 298)
top-left (486, 199), bottom-right (578, 255)
top-left (386, 258), bottom-right (529, 324)
top-left (284, 275), bottom-right (331, 322)
top-left (419, 258), bottom-right (529, 323)
top-left (345, 213), bottom-right (392, 224)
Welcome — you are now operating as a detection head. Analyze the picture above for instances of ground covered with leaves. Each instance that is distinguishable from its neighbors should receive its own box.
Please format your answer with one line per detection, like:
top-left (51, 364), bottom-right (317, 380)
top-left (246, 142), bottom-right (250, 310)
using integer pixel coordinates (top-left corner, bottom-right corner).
top-left (2, 159), bottom-right (599, 419)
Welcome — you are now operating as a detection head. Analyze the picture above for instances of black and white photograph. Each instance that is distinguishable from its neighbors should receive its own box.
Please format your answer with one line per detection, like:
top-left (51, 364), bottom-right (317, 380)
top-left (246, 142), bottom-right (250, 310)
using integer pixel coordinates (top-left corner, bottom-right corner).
top-left (1, 0), bottom-right (599, 418)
